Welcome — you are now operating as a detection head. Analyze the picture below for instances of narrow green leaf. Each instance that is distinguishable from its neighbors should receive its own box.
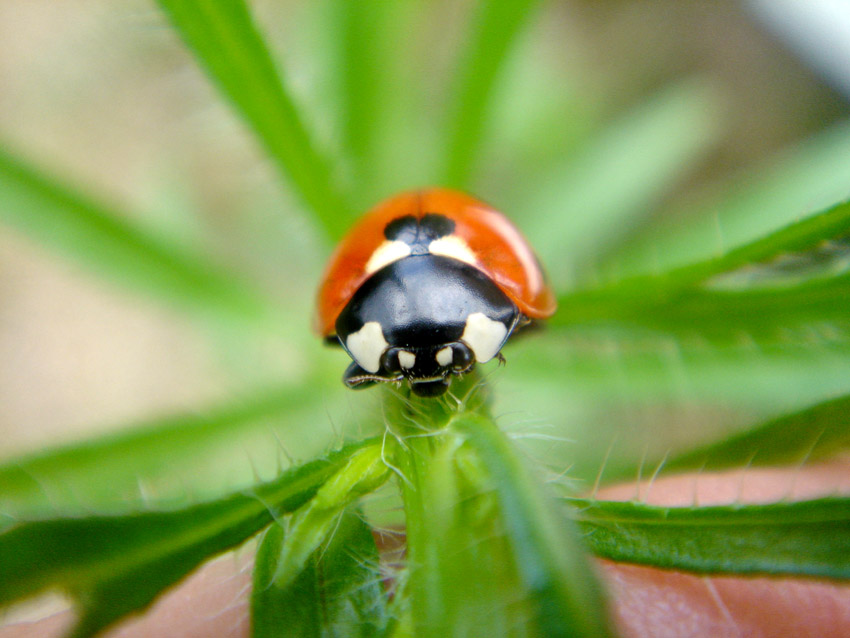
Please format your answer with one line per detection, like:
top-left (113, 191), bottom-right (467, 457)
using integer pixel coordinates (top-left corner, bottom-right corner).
top-left (0, 145), bottom-right (271, 323)
top-left (0, 385), bottom-right (333, 526)
top-left (252, 508), bottom-right (389, 638)
top-left (388, 374), bottom-right (550, 637)
top-left (339, 1), bottom-right (440, 205)
top-left (389, 372), bottom-right (613, 638)
top-left (689, 198), bottom-right (850, 284)
top-left (518, 80), bottom-right (721, 290)
top-left (156, 0), bottom-right (352, 239)
top-left (252, 522), bottom-right (289, 636)
top-left (454, 414), bottom-right (615, 638)
top-left (663, 393), bottom-right (850, 474)
top-left (0, 439), bottom-right (379, 638)
top-left (552, 271), bottom-right (850, 343)
top-left (606, 118), bottom-right (850, 279)
top-left (571, 497), bottom-right (850, 580)
top-left (330, 0), bottom-right (387, 193)
top-left (549, 199), bottom-right (850, 344)
top-left (551, 198), bottom-right (850, 343)
top-left (589, 198), bottom-right (850, 296)
top-left (397, 424), bottom-right (527, 636)
top-left (271, 445), bottom-right (390, 588)
top-left (482, 34), bottom-right (593, 188)
top-left (252, 522), bottom-right (289, 635)
top-left (441, 0), bottom-right (540, 188)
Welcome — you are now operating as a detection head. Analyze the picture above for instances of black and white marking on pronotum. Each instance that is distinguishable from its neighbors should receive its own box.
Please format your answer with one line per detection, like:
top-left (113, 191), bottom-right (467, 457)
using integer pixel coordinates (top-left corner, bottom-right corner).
top-left (333, 214), bottom-right (525, 397)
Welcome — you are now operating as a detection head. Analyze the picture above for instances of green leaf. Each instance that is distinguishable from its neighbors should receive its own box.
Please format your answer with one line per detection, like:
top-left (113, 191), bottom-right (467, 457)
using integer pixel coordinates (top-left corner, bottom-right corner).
top-left (687, 198), bottom-right (850, 285)
top-left (0, 439), bottom-right (379, 638)
top-left (482, 38), bottom-right (593, 204)
top-left (270, 445), bottom-right (390, 588)
top-left (595, 198), bottom-right (850, 294)
top-left (552, 272), bottom-right (850, 342)
top-left (252, 508), bottom-right (390, 638)
top-left (548, 200), bottom-right (850, 344)
top-left (663, 393), bottom-right (850, 474)
top-left (571, 497), bottom-right (850, 580)
top-left (453, 414), bottom-right (615, 638)
top-left (398, 423), bottom-right (526, 637)
top-left (329, 0), bottom-right (388, 195)
top-left (0, 385), bottom-right (337, 526)
top-left (606, 118), bottom-right (850, 279)
top-left (441, 0), bottom-right (541, 188)
top-left (334, 1), bottom-right (440, 204)
top-left (0, 145), bottom-right (272, 324)
top-left (518, 80), bottom-right (721, 290)
top-left (390, 375), bottom-right (614, 638)
top-left (156, 0), bottom-right (352, 240)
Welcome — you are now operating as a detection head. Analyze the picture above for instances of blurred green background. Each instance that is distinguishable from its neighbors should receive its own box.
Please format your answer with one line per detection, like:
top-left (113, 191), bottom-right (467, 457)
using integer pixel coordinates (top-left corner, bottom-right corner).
top-left (1, 0), bottom-right (849, 488)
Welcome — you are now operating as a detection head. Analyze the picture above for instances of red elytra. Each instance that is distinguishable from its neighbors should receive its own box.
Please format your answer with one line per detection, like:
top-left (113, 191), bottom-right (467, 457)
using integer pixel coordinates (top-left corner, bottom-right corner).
top-left (314, 188), bottom-right (557, 337)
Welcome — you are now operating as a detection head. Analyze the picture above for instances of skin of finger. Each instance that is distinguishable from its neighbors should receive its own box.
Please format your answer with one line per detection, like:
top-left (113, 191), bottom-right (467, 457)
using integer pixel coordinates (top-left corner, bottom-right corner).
top-left (1, 461), bottom-right (848, 638)
top-left (603, 561), bottom-right (850, 638)
top-left (597, 458), bottom-right (850, 638)
top-left (0, 555), bottom-right (252, 638)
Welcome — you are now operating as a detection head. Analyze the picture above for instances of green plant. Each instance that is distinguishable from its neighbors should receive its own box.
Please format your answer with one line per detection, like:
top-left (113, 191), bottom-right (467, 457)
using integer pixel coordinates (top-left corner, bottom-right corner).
top-left (1, 1), bottom-right (849, 637)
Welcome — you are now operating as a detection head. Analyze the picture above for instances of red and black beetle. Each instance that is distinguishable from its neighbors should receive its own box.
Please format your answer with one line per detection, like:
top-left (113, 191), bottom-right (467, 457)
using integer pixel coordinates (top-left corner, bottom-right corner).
top-left (315, 188), bottom-right (556, 396)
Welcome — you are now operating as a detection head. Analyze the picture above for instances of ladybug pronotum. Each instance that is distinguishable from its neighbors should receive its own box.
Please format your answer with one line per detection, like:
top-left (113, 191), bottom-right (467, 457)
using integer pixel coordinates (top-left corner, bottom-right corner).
top-left (315, 188), bottom-right (556, 397)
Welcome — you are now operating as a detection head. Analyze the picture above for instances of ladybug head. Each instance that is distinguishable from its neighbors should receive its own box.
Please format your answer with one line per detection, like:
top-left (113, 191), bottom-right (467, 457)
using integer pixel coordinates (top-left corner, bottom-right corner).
top-left (342, 340), bottom-right (476, 397)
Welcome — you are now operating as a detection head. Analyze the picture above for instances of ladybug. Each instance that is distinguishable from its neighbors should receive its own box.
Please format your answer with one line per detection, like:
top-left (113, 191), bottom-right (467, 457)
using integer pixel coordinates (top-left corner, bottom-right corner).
top-left (315, 188), bottom-right (556, 397)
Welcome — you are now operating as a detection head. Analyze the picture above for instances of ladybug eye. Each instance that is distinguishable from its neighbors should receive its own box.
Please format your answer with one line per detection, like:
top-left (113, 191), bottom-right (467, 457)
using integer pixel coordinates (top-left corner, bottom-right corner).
top-left (451, 342), bottom-right (474, 371)
top-left (380, 348), bottom-right (401, 374)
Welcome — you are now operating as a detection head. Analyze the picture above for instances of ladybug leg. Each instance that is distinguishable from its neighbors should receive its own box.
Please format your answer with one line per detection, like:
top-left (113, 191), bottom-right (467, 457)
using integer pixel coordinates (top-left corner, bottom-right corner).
top-left (342, 361), bottom-right (401, 389)
top-left (495, 352), bottom-right (507, 367)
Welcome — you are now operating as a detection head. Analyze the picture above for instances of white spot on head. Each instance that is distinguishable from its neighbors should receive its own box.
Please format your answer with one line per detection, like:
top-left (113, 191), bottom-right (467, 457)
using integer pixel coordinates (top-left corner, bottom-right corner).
top-left (365, 240), bottom-right (412, 274)
top-left (346, 321), bottom-right (388, 373)
top-left (436, 346), bottom-right (453, 367)
top-left (428, 235), bottom-right (477, 266)
top-left (398, 351), bottom-right (416, 369)
top-left (461, 313), bottom-right (508, 363)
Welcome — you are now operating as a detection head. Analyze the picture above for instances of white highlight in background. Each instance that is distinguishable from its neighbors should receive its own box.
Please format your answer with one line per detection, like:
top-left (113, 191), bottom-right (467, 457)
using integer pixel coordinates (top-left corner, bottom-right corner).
top-left (748, 0), bottom-right (850, 100)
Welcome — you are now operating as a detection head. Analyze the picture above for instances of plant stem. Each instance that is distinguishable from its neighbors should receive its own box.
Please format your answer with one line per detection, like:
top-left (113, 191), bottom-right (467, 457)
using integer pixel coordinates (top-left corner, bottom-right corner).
top-left (388, 371), bottom-right (614, 638)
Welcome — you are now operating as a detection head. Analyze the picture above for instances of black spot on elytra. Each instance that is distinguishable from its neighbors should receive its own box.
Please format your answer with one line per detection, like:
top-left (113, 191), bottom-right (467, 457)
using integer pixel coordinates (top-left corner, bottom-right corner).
top-left (384, 214), bottom-right (456, 253)
top-left (383, 215), bottom-right (417, 242)
top-left (421, 213), bottom-right (456, 237)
